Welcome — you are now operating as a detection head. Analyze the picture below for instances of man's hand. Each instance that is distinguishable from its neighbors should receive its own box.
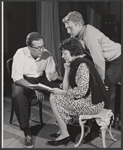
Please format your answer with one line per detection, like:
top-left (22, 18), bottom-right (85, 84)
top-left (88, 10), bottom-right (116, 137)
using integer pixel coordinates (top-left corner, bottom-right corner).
top-left (102, 80), bottom-right (109, 91)
top-left (105, 85), bottom-right (109, 91)
top-left (34, 90), bottom-right (44, 102)
top-left (49, 71), bottom-right (59, 81)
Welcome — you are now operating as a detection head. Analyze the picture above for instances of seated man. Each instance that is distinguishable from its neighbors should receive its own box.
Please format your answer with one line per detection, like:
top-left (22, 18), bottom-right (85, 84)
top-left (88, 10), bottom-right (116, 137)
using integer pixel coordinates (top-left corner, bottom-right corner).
top-left (11, 32), bottom-right (62, 148)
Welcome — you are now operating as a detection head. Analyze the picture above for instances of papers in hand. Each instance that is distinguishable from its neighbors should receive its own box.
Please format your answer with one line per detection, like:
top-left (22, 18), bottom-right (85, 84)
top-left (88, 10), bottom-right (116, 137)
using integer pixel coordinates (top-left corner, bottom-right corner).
top-left (29, 83), bottom-right (53, 91)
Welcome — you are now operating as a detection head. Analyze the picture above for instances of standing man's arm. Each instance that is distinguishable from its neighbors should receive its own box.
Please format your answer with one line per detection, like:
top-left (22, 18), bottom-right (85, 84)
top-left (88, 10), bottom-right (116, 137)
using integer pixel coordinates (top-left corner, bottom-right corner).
top-left (85, 35), bottom-right (105, 83)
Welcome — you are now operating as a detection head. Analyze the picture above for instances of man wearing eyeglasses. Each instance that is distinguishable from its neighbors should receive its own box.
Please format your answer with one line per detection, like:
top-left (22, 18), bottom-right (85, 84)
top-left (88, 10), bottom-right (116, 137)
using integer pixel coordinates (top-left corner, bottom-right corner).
top-left (11, 32), bottom-right (62, 148)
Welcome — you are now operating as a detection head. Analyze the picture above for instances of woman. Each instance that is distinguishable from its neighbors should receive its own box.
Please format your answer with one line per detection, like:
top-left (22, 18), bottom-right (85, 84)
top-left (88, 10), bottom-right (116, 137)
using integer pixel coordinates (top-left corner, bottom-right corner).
top-left (47, 37), bottom-right (108, 146)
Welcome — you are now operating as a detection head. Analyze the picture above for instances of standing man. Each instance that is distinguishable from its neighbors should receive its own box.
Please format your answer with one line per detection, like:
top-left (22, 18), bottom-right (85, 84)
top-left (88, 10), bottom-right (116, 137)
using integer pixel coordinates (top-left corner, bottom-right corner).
top-left (62, 11), bottom-right (121, 143)
top-left (11, 32), bottom-right (61, 148)
top-left (62, 11), bottom-right (121, 109)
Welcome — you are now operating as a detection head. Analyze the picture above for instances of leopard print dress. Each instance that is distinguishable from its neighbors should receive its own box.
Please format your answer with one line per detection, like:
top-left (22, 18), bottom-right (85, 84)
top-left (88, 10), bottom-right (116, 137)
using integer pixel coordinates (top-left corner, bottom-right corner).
top-left (50, 63), bottom-right (104, 124)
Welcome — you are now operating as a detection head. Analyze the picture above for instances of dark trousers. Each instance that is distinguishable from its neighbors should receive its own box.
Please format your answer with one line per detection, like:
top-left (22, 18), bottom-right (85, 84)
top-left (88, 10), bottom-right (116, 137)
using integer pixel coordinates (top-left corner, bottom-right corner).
top-left (12, 74), bottom-right (62, 136)
top-left (105, 55), bottom-right (121, 108)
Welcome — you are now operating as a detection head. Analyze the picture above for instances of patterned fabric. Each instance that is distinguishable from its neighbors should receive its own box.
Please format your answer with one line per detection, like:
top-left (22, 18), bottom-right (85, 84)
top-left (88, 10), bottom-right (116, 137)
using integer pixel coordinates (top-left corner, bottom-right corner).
top-left (51, 63), bottom-right (104, 124)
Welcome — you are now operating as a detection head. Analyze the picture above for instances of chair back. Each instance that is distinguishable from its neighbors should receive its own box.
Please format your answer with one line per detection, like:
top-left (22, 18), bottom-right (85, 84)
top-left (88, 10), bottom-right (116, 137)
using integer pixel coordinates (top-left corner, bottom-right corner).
top-left (6, 58), bottom-right (13, 85)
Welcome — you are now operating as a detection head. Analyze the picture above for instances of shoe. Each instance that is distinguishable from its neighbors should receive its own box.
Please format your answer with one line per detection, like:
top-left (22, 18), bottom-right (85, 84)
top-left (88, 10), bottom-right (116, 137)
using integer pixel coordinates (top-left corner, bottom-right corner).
top-left (23, 135), bottom-right (34, 148)
top-left (46, 136), bottom-right (71, 146)
top-left (50, 133), bottom-right (60, 138)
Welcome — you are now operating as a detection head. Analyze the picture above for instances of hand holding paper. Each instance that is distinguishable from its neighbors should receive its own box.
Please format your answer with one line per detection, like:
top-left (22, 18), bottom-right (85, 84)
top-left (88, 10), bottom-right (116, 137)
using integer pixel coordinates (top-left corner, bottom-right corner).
top-left (29, 83), bottom-right (53, 91)
top-left (50, 88), bottom-right (65, 95)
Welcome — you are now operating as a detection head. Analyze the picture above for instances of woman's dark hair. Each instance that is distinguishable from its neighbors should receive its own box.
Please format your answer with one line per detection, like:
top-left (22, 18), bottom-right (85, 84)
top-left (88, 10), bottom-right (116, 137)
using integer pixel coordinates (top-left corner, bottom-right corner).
top-left (59, 37), bottom-right (85, 56)
top-left (26, 32), bottom-right (43, 47)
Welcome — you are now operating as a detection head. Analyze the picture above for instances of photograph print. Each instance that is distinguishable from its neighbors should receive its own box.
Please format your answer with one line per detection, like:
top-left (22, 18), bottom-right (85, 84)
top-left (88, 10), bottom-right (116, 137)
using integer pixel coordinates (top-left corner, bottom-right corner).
top-left (2, 0), bottom-right (121, 148)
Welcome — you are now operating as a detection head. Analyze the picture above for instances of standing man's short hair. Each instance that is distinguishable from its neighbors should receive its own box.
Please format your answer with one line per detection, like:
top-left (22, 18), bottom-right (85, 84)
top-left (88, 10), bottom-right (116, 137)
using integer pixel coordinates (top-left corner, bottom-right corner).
top-left (26, 32), bottom-right (43, 47)
top-left (62, 11), bottom-right (84, 25)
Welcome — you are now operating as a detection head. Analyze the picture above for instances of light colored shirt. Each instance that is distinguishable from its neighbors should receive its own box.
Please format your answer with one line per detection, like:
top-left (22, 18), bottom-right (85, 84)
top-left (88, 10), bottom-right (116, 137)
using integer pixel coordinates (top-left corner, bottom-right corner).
top-left (12, 47), bottom-right (56, 82)
top-left (79, 24), bottom-right (121, 80)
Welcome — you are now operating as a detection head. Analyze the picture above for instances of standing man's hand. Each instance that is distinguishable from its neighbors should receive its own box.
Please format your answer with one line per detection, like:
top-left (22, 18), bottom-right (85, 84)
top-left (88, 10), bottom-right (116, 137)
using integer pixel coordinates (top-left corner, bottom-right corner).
top-left (34, 90), bottom-right (44, 102)
top-left (105, 85), bottom-right (109, 91)
top-left (102, 79), bottom-right (109, 91)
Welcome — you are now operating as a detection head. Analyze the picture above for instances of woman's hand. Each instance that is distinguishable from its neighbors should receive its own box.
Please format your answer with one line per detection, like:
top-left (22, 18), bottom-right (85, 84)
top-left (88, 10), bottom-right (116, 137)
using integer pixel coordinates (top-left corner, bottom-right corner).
top-left (64, 62), bottom-right (70, 71)
top-left (50, 88), bottom-right (64, 95)
top-left (34, 90), bottom-right (44, 102)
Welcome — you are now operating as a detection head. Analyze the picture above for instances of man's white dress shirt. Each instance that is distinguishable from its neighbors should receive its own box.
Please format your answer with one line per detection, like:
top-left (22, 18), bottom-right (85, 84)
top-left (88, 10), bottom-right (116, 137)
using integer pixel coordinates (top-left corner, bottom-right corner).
top-left (12, 47), bottom-right (56, 82)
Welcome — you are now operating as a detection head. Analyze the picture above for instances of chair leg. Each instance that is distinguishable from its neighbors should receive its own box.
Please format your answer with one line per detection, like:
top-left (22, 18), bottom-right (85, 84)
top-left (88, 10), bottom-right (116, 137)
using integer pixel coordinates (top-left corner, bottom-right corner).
top-left (39, 101), bottom-right (43, 124)
top-left (74, 120), bottom-right (85, 147)
top-left (9, 99), bottom-right (14, 124)
top-left (101, 128), bottom-right (106, 148)
top-left (108, 125), bottom-right (117, 141)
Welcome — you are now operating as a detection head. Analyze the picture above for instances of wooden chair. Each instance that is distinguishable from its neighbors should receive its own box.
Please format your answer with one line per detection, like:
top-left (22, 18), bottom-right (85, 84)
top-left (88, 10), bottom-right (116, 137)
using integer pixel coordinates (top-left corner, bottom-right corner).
top-left (6, 58), bottom-right (43, 124)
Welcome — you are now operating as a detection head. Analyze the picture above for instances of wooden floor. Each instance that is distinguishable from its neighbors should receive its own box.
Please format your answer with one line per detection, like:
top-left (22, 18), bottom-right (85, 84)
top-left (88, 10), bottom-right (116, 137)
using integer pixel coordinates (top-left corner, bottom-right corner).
top-left (2, 93), bottom-right (121, 148)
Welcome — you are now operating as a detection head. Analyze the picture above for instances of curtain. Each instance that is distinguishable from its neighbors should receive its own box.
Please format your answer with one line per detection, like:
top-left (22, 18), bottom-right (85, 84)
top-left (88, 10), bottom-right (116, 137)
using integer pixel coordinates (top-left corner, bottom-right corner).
top-left (87, 5), bottom-right (101, 30)
top-left (36, 1), bottom-right (61, 64)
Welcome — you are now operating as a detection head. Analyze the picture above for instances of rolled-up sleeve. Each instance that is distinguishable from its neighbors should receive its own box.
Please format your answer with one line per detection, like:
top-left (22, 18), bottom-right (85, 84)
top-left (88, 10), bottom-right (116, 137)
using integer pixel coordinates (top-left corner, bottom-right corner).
top-left (11, 49), bottom-right (25, 82)
top-left (45, 55), bottom-right (56, 81)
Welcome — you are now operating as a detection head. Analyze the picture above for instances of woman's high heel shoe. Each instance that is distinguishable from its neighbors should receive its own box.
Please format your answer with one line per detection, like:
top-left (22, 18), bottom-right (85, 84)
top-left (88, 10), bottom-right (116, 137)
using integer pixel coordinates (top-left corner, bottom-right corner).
top-left (47, 136), bottom-right (71, 146)
top-left (50, 133), bottom-right (60, 138)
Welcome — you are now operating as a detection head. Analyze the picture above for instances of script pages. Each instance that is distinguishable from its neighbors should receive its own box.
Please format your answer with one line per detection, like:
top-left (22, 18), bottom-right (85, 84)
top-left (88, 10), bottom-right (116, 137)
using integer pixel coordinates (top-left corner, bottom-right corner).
top-left (29, 83), bottom-right (53, 91)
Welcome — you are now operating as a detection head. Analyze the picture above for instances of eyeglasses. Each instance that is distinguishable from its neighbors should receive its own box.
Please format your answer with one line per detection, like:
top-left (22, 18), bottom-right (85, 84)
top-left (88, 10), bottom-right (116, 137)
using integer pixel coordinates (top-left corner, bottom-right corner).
top-left (31, 44), bottom-right (45, 51)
